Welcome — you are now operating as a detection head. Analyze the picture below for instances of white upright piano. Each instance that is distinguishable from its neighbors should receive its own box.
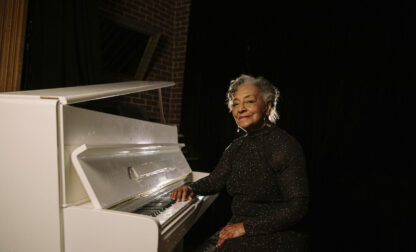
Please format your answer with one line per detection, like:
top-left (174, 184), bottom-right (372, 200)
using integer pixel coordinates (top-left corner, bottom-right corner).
top-left (0, 81), bottom-right (217, 252)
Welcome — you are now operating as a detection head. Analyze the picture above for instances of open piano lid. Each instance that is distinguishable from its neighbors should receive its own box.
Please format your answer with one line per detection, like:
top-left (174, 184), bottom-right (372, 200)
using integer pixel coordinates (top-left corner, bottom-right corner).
top-left (0, 80), bottom-right (174, 104)
top-left (72, 143), bottom-right (192, 210)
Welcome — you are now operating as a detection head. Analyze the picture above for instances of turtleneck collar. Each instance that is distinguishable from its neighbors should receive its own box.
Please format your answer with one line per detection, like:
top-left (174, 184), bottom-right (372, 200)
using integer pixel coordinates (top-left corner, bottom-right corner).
top-left (244, 124), bottom-right (275, 137)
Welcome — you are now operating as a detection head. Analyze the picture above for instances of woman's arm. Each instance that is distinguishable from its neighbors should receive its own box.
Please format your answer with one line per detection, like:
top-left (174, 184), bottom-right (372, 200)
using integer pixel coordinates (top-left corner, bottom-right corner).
top-left (188, 144), bottom-right (233, 195)
top-left (171, 143), bottom-right (234, 201)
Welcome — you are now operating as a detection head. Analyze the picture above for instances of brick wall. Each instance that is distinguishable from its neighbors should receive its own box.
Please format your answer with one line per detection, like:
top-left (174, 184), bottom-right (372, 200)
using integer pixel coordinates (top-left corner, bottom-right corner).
top-left (99, 0), bottom-right (191, 127)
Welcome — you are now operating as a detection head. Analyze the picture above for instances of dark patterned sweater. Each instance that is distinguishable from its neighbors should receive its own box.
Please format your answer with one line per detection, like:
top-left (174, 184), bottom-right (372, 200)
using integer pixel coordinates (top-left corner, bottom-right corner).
top-left (190, 125), bottom-right (309, 251)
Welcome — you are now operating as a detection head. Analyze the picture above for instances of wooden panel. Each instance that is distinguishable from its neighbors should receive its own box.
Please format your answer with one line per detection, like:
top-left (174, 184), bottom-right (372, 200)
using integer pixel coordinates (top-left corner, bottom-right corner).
top-left (0, 0), bottom-right (28, 92)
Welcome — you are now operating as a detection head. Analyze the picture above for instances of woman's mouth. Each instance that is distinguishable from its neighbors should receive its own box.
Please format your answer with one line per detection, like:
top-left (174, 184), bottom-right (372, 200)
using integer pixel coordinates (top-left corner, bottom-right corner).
top-left (239, 116), bottom-right (250, 120)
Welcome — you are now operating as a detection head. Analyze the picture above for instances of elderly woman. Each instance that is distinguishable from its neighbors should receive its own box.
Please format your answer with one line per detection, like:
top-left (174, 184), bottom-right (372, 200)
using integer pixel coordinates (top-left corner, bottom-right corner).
top-left (171, 74), bottom-right (309, 251)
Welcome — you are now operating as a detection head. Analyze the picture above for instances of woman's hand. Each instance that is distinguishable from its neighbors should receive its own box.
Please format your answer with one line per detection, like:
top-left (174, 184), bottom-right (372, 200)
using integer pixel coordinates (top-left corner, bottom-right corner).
top-left (216, 222), bottom-right (246, 247)
top-left (170, 185), bottom-right (194, 202)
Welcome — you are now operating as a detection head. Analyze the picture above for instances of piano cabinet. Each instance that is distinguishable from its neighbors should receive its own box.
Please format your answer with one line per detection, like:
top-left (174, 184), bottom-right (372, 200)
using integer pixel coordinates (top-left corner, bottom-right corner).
top-left (0, 81), bottom-right (217, 252)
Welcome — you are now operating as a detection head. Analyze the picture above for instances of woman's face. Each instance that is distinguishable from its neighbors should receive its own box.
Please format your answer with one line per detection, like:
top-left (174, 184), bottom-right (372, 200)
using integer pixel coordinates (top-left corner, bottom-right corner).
top-left (231, 84), bottom-right (271, 133)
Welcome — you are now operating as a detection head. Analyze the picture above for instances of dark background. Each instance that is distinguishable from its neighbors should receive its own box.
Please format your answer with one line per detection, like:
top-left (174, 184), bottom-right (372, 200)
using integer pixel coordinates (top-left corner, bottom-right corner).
top-left (20, 1), bottom-right (415, 251)
top-left (180, 2), bottom-right (415, 252)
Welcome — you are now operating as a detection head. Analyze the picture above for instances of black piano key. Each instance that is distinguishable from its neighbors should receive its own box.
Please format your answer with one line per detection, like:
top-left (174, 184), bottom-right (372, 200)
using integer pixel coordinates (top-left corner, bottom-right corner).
top-left (133, 190), bottom-right (180, 217)
top-left (134, 209), bottom-right (156, 215)
top-left (140, 206), bottom-right (164, 211)
top-left (145, 202), bottom-right (169, 207)
top-left (156, 198), bottom-right (174, 203)
top-left (134, 198), bottom-right (176, 216)
top-left (148, 201), bottom-right (172, 207)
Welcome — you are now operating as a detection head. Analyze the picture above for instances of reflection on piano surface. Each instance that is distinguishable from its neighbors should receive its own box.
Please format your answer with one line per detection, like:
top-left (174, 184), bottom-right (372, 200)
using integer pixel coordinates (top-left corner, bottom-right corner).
top-left (0, 81), bottom-right (218, 252)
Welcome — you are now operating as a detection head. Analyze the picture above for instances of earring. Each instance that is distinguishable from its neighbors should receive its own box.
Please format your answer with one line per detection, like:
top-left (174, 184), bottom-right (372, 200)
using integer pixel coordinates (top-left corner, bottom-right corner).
top-left (237, 127), bottom-right (240, 133)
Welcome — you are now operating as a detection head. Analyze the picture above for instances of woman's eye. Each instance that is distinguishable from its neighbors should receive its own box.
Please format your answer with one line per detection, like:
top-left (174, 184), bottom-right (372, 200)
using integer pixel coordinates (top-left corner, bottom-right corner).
top-left (232, 103), bottom-right (239, 107)
top-left (246, 100), bottom-right (256, 104)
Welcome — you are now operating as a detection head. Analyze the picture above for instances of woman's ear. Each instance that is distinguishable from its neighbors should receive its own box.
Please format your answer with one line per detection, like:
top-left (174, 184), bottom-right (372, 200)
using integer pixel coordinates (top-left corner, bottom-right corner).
top-left (266, 102), bottom-right (272, 116)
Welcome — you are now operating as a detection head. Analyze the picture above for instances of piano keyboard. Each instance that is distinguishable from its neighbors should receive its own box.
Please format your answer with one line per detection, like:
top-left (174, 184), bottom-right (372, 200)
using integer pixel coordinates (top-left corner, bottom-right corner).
top-left (133, 192), bottom-right (198, 228)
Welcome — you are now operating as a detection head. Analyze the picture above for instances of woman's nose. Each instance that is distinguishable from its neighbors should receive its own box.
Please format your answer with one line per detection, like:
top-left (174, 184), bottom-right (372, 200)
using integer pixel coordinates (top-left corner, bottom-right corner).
top-left (237, 104), bottom-right (246, 113)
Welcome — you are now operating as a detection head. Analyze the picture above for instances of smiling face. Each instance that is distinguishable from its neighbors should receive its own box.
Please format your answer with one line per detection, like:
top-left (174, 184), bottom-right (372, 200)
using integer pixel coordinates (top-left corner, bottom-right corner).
top-left (231, 84), bottom-right (271, 133)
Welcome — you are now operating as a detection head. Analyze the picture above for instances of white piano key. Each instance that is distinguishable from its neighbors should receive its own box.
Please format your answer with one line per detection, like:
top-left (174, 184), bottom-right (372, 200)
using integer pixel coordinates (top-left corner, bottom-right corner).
top-left (155, 199), bottom-right (194, 226)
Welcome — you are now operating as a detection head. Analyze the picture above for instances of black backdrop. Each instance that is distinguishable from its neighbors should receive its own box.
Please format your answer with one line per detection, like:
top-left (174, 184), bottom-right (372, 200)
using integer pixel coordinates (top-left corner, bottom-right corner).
top-left (21, 0), bottom-right (102, 90)
top-left (180, 2), bottom-right (415, 251)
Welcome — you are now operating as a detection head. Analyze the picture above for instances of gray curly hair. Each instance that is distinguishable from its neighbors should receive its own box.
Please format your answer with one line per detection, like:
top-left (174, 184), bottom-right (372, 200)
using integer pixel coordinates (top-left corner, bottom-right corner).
top-left (226, 74), bottom-right (280, 123)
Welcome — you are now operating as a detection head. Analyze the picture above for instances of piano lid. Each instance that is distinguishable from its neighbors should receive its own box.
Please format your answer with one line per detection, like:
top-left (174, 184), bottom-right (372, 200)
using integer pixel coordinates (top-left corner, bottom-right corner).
top-left (71, 143), bottom-right (192, 210)
top-left (0, 81), bottom-right (174, 105)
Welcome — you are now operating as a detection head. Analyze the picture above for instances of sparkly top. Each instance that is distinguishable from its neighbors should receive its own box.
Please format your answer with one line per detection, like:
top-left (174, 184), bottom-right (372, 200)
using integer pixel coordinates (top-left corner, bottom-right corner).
top-left (190, 125), bottom-right (309, 239)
